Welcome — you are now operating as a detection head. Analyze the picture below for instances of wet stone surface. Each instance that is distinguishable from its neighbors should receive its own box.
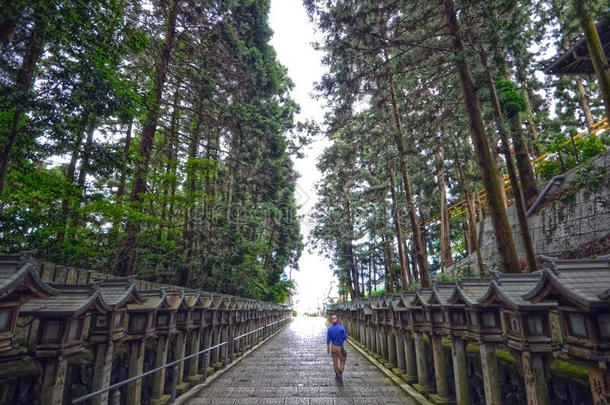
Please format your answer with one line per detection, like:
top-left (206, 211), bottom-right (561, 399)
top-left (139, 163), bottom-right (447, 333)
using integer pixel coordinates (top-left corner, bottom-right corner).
top-left (187, 317), bottom-right (416, 405)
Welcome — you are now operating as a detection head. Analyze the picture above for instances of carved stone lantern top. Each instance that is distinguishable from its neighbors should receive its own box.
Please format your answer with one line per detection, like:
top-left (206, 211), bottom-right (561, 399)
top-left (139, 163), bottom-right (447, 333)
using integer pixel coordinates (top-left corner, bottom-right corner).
top-left (479, 273), bottom-right (555, 311)
top-left (524, 256), bottom-right (610, 310)
top-left (523, 256), bottom-right (610, 360)
top-left (20, 284), bottom-right (110, 318)
top-left (0, 255), bottom-right (57, 302)
top-left (447, 279), bottom-right (491, 307)
top-left (0, 255), bottom-right (57, 355)
top-left (128, 290), bottom-right (169, 315)
top-left (95, 278), bottom-right (145, 309)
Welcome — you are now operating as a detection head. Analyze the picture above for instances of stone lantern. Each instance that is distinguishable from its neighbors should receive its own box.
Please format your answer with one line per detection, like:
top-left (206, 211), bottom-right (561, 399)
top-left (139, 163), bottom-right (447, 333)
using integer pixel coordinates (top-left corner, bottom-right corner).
top-left (446, 279), bottom-right (495, 405)
top-left (479, 272), bottom-right (557, 405)
top-left (174, 291), bottom-right (205, 392)
top-left (208, 294), bottom-right (223, 370)
top-left (425, 283), bottom-right (457, 405)
top-left (196, 292), bottom-right (214, 380)
top-left (447, 279), bottom-right (498, 342)
top-left (523, 256), bottom-right (610, 405)
top-left (362, 300), bottom-right (373, 355)
top-left (217, 296), bottom-right (232, 368)
top-left (232, 298), bottom-right (246, 357)
top-left (20, 284), bottom-right (111, 405)
top-left (124, 289), bottom-right (169, 405)
top-left (383, 295), bottom-right (398, 370)
top-left (89, 278), bottom-right (145, 405)
top-left (0, 255), bottom-right (56, 357)
top-left (388, 294), bottom-right (408, 379)
top-left (370, 297), bottom-right (387, 360)
top-left (409, 289), bottom-right (433, 395)
top-left (154, 290), bottom-right (186, 399)
top-left (399, 292), bottom-right (418, 384)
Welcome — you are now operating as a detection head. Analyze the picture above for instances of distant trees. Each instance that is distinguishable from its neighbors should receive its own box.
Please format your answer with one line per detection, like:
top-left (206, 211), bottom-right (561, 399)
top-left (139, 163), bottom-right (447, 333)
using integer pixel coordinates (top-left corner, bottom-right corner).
top-left (306, 0), bottom-right (608, 298)
top-left (0, 0), bottom-right (303, 302)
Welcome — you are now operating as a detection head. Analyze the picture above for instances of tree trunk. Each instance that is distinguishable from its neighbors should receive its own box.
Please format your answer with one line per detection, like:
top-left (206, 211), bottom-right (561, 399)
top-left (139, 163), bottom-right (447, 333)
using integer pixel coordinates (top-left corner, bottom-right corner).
top-left (501, 64), bottom-right (538, 206)
top-left (509, 112), bottom-right (539, 207)
top-left (345, 197), bottom-right (359, 298)
top-left (435, 149), bottom-right (453, 271)
top-left (442, 0), bottom-right (521, 274)
top-left (68, 115), bottom-right (97, 227)
top-left (368, 248), bottom-right (372, 296)
top-left (383, 233), bottom-right (395, 292)
top-left (388, 166), bottom-right (411, 288)
top-left (575, 76), bottom-right (595, 130)
top-left (114, 0), bottom-right (179, 276)
top-left (388, 77), bottom-right (429, 287)
top-left (482, 52), bottom-right (537, 273)
top-left (160, 86), bottom-right (180, 236)
top-left (116, 120), bottom-right (133, 198)
top-left (0, 11), bottom-right (47, 199)
top-left (181, 119), bottom-right (201, 286)
top-left (573, 0), bottom-right (610, 121)
top-left (76, 116), bottom-right (97, 189)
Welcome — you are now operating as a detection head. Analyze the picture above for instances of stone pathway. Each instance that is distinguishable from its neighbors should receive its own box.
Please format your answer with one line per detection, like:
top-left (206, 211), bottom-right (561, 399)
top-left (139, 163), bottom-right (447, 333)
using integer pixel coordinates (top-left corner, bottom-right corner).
top-left (186, 317), bottom-right (417, 405)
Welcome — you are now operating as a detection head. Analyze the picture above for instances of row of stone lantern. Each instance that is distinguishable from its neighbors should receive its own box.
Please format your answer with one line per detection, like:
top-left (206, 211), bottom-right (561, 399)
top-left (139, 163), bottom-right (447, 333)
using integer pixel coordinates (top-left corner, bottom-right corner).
top-left (0, 254), bottom-right (291, 405)
top-left (328, 256), bottom-right (610, 405)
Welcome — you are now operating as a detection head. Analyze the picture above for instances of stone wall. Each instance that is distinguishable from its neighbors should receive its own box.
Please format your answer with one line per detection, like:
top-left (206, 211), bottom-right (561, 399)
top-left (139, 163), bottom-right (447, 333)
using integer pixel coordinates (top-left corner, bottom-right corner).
top-left (453, 150), bottom-right (610, 273)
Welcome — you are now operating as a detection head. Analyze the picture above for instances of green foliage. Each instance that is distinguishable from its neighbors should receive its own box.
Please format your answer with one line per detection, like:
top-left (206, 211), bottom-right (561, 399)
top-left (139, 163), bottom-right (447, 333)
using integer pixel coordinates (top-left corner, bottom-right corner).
top-left (495, 77), bottom-right (526, 118)
top-left (0, 0), bottom-right (303, 303)
top-left (570, 162), bottom-right (607, 193)
top-left (538, 134), bottom-right (607, 180)
top-left (407, 282), bottom-right (421, 292)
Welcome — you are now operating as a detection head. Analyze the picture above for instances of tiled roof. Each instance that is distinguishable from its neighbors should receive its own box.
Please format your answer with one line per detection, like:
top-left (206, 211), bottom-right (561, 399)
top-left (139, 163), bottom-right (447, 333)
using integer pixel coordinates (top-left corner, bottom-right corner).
top-left (0, 255), bottom-right (57, 299)
top-left (447, 279), bottom-right (491, 306)
top-left (128, 290), bottom-right (168, 311)
top-left (429, 283), bottom-right (455, 306)
top-left (165, 290), bottom-right (186, 310)
top-left (96, 278), bottom-right (145, 308)
top-left (524, 256), bottom-right (610, 309)
top-left (20, 284), bottom-right (110, 316)
top-left (413, 289), bottom-right (432, 307)
top-left (479, 273), bottom-right (555, 310)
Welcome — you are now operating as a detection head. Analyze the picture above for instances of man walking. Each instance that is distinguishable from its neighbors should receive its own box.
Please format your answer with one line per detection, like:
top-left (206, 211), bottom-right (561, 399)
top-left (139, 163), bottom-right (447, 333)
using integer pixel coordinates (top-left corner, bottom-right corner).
top-left (327, 315), bottom-right (348, 383)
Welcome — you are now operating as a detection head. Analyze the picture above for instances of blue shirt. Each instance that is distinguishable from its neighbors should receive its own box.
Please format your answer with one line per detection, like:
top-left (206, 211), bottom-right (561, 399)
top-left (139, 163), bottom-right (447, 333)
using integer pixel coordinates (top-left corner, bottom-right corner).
top-left (327, 324), bottom-right (347, 346)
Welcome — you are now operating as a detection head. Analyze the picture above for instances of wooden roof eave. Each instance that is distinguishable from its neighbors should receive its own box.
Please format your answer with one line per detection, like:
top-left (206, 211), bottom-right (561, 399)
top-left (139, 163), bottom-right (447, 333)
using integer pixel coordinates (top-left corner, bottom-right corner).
top-left (0, 262), bottom-right (57, 300)
top-left (479, 281), bottom-right (556, 311)
top-left (21, 289), bottom-right (111, 318)
top-left (523, 268), bottom-right (606, 310)
top-left (128, 290), bottom-right (170, 312)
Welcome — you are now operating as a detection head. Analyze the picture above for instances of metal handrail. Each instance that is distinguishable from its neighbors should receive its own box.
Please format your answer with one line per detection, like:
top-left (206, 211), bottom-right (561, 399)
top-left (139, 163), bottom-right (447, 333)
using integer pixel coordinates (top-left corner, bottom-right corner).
top-left (72, 318), bottom-right (290, 404)
top-left (234, 319), bottom-right (281, 340)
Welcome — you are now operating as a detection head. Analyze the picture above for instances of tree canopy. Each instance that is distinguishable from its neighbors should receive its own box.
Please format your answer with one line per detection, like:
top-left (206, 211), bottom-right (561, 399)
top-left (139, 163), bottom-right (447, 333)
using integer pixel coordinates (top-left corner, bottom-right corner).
top-left (0, 0), bottom-right (304, 302)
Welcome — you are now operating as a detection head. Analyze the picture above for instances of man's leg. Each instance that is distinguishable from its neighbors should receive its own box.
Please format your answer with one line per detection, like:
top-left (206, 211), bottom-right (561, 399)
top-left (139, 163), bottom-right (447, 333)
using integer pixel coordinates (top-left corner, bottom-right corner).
top-left (331, 345), bottom-right (340, 374)
top-left (339, 350), bottom-right (346, 373)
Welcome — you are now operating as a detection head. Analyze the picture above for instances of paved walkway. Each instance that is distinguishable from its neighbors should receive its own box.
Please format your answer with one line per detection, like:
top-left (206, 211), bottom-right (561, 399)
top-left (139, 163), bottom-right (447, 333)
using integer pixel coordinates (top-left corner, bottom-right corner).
top-left (186, 317), bottom-right (417, 405)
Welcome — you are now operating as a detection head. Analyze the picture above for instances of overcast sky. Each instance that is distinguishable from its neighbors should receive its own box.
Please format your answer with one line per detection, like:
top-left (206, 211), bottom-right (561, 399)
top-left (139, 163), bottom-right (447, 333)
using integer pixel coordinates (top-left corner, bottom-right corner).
top-left (269, 0), bottom-right (335, 313)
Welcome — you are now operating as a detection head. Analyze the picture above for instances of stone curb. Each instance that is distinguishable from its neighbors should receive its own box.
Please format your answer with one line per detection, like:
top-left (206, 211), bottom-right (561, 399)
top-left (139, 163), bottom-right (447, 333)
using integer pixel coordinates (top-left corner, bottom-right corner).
top-left (174, 321), bottom-right (293, 405)
top-left (346, 339), bottom-right (433, 405)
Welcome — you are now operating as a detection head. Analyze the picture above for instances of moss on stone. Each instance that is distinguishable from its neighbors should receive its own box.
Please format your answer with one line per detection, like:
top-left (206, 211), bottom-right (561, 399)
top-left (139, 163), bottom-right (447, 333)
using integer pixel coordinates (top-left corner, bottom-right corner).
top-left (495, 349), bottom-right (516, 363)
top-left (0, 357), bottom-right (38, 379)
top-left (550, 360), bottom-right (588, 384)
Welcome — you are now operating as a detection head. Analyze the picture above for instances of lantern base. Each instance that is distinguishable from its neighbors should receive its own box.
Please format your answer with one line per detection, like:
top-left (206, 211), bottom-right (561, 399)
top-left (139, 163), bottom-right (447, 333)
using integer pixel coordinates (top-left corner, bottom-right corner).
top-left (413, 383), bottom-right (434, 395)
top-left (150, 394), bottom-right (170, 405)
top-left (429, 393), bottom-right (455, 405)
top-left (175, 382), bottom-right (190, 395)
top-left (186, 374), bottom-right (204, 384)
